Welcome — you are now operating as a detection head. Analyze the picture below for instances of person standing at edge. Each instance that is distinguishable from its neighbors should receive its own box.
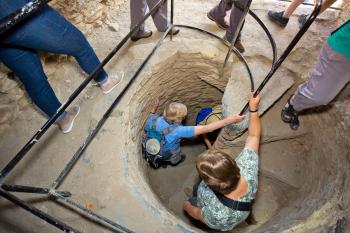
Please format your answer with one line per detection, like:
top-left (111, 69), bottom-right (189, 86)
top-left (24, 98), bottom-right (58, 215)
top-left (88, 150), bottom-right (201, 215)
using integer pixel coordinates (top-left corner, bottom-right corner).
top-left (0, 0), bottom-right (122, 133)
top-left (281, 18), bottom-right (350, 130)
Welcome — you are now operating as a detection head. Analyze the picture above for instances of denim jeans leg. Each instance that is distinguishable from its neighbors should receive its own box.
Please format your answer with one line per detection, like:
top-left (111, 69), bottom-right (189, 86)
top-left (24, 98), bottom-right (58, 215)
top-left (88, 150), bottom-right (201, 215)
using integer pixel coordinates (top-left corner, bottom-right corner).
top-left (1, 6), bottom-right (108, 84)
top-left (0, 46), bottom-right (62, 118)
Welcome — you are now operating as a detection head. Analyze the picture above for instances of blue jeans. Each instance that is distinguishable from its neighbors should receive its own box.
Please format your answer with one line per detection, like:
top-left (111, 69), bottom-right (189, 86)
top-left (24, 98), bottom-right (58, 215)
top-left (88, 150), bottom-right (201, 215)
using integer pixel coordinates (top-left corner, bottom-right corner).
top-left (0, 2), bottom-right (107, 118)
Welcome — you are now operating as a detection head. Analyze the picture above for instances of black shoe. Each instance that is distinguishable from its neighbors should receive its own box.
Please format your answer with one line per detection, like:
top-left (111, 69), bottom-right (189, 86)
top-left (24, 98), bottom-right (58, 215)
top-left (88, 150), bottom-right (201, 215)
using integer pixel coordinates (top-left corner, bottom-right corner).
top-left (171, 154), bottom-right (186, 166)
top-left (268, 10), bottom-right (289, 27)
top-left (167, 27), bottom-right (180, 36)
top-left (281, 95), bottom-right (300, 130)
top-left (223, 35), bottom-right (245, 53)
top-left (207, 12), bottom-right (229, 30)
top-left (281, 96), bottom-right (296, 123)
top-left (298, 14), bottom-right (308, 29)
top-left (234, 40), bottom-right (245, 53)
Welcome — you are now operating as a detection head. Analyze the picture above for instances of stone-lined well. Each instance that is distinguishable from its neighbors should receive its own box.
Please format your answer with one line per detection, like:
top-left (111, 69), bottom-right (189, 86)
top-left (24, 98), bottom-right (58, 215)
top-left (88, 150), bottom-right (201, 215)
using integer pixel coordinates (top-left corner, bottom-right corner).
top-left (126, 39), bottom-right (350, 232)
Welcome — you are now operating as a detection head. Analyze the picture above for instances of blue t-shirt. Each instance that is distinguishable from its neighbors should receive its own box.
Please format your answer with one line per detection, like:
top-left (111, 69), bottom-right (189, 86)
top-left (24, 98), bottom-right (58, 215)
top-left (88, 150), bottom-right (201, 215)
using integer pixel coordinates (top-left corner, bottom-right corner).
top-left (144, 114), bottom-right (195, 153)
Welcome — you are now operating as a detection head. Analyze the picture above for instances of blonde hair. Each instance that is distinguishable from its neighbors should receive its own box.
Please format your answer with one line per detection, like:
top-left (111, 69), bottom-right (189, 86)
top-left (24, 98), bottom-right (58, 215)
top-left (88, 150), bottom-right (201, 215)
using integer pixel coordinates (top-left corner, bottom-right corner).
top-left (164, 102), bottom-right (188, 122)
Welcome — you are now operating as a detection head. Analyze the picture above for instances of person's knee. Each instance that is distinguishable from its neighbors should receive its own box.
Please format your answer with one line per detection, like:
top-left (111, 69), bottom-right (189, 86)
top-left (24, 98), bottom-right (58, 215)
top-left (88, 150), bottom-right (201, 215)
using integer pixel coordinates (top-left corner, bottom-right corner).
top-left (66, 27), bottom-right (92, 57)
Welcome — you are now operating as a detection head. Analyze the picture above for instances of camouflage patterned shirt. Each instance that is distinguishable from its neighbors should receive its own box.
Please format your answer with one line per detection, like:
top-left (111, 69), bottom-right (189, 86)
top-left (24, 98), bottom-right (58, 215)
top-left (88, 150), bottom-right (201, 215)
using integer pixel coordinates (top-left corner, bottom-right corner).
top-left (197, 148), bottom-right (259, 231)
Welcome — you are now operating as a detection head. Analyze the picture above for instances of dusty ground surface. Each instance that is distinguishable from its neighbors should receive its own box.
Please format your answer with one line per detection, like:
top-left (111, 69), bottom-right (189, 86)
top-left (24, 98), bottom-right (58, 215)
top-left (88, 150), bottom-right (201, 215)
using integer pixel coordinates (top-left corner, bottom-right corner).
top-left (0, 0), bottom-right (349, 232)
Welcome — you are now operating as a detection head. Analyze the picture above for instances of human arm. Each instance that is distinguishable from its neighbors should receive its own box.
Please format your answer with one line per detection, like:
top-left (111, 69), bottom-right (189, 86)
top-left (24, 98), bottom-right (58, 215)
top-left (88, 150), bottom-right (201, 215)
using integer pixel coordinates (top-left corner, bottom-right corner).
top-left (194, 114), bottom-right (244, 136)
top-left (244, 93), bottom-right (261, 153)
top-left (150, 98), bottom-right (159, 114)
top-left (320, 0), bottom-right (337, 14)
top-left (202, 133), bottom-right (212, 149)
top-left (183, 201), bottom-right (204, 222)
top-left (142, 98), bottom-right (160, 131)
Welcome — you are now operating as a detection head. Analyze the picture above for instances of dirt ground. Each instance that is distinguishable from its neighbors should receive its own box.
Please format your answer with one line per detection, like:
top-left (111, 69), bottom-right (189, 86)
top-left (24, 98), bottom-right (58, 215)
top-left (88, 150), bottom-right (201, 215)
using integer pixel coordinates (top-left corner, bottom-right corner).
top-left (0, 0), bottom-right (349, 232)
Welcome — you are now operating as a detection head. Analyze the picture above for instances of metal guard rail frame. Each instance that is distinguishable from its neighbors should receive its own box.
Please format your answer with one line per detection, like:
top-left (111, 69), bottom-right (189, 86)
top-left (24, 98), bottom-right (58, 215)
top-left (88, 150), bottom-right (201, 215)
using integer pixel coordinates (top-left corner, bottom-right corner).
top-left (0, 0), bottom-right (322, 232)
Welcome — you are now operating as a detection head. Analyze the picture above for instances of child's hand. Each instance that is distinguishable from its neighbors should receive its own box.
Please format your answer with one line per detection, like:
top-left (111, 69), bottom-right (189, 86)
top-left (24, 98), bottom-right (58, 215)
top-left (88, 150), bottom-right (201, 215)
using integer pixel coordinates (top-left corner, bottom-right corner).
top-left (150, 98), bottom-right (159, 113)
top-left (230, 114), bottom-right (245, 123)
top-left (152, 98), bottom-right (159, 108)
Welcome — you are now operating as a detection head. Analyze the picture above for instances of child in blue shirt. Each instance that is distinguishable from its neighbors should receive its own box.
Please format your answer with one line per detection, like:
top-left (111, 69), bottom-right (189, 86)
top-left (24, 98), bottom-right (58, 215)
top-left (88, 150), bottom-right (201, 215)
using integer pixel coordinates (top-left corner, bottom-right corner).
top-left (144, 99), bottom-right (244, 166)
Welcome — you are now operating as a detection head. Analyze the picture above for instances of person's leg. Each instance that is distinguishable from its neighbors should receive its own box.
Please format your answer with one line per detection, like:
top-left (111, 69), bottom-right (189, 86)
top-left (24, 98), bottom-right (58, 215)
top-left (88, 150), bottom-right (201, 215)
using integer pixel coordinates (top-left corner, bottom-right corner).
top-left (283, 0), bottom-right (304, 18)
top-left (130, 0), bottom-right (149, 36)
top-left (226, 0), bottom-right (249, 43)
top-left (207, 0), bottom-right (231, 30)
top-left (146, 0), bottom-right (168, 32)
top-left (282, 42), bottom-right (350, 130)
top-left (2, 6), bottom-right (108, 84)
top-left (209, 0), bottom-right (232, 20)
top-left (0, 46), bottom-right (80, 133)
top-left (268, 0), bottom-right (304, 27)
top-left (0, 47), bottom-right (61, 118)
top-left (290, 43), bottom-right (350, 112)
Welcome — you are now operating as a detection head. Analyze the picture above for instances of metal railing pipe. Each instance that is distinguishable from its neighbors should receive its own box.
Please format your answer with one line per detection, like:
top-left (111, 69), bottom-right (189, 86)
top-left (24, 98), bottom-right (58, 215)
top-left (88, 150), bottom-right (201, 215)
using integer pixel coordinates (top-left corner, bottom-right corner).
top-left (54, 192), bottom-right (134, 233)
top-left (240, 0), bottom-right (322, 115)
top-left (221, 0), bottom-right (253, 82)
top-left (0, 189), bottom-right (82, 233)
top-left (51, 24), bottom-right (172, 189)
top-left (0, 0), bottom-right (52, 35)
top-left (1, 184), bottom-right (71, 197)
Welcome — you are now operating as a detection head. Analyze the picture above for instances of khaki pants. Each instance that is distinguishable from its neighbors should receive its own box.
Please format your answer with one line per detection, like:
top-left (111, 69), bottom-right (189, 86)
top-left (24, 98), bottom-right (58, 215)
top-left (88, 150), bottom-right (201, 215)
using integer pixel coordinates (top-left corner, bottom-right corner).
top-left (291, 43), bottom-right (350, 112)
top-left (130, 0), bottom-right (168, 36)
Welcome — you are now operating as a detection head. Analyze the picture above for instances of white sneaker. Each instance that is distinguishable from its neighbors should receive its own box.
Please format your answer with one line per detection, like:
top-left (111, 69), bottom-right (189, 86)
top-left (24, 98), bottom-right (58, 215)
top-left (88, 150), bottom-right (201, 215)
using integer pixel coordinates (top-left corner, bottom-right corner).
top-left (100, 72), bottom-right (124, 94)
top-left (57, 106), bottom-right (80, 134)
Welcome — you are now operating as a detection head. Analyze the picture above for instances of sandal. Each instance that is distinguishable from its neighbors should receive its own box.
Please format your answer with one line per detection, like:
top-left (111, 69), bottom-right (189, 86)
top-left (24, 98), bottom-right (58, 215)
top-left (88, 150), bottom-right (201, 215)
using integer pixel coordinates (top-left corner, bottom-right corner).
top-left (281, 95), bottom-right (296, 123)
top-left (289, 114), bottom-right (300, 131)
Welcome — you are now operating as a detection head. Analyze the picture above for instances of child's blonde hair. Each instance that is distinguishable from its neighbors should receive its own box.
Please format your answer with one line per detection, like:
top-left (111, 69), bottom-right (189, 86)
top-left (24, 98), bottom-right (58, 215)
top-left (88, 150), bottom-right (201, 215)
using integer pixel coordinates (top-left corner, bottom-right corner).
top-left (164, 102), bottom-right (188, 122)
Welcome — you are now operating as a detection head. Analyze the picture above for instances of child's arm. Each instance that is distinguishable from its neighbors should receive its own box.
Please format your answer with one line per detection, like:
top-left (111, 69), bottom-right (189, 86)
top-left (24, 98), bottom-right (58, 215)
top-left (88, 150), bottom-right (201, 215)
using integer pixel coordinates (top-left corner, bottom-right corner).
top-left (320, 0), bottom-right (336, 14)
top-left (202, 133), bottom-right (212, 149)
top-left (142, 98), bottom-right (160, 131)
top-left (150, 98), bottom-right (159, 114)
top-left (183, 201), bottom-right (204, 222)
top-left (244, 93), bottom-right (261, 153)
top-left (194, 114), bottom-right (244, 136)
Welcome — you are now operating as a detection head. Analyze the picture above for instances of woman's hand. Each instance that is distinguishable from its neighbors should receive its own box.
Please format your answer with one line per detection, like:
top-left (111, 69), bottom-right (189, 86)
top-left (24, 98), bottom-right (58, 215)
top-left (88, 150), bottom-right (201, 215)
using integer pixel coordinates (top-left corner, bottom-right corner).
top-left (249, 92), bottom-right (260, 112)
